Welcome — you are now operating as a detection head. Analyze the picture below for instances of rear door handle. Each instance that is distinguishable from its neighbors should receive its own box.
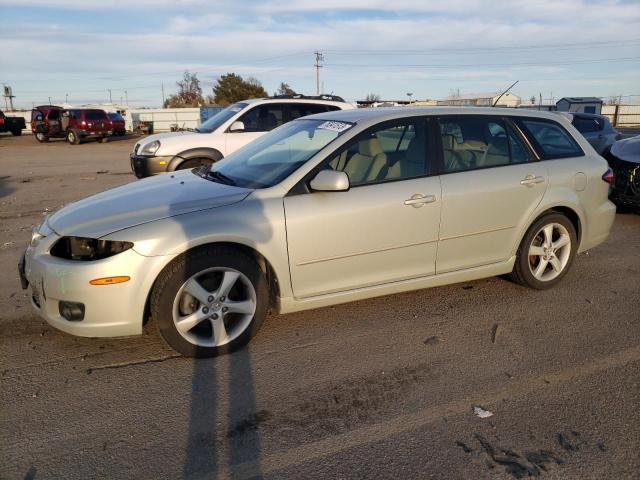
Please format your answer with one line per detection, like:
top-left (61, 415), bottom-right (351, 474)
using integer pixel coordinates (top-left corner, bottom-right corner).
top-left (520, 175), bottom-right (544, 187)
top-left (404, 193), bottom-right (436, 207)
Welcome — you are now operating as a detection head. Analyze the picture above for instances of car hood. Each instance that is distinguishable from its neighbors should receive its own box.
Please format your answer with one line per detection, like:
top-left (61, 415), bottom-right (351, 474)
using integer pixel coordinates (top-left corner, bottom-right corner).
top-left (610, 135), bottom-right (640, 164)
top-left (47, 170), bottom-right (252, 238)
top-left (136, 131), bottom-right (222, 156)
top-left (139, 131), bottom-right (194, 144)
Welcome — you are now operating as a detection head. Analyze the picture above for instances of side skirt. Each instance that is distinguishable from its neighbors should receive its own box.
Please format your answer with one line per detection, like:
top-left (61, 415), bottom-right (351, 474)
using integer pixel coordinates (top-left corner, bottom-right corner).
top-left (278, 256), bottom-right (516, 314)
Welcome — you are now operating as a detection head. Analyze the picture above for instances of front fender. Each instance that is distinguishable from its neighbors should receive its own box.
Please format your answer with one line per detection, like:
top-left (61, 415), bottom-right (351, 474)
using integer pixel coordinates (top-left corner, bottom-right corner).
top-left (102, 194), bottom-right (293, 299)
top-left (169, 147), bottom-right (224, 171)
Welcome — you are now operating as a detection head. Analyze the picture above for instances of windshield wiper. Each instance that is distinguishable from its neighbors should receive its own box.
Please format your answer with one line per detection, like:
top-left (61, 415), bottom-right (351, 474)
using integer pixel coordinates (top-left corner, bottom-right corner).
top-left (206, 169), bottom-right (237, 186)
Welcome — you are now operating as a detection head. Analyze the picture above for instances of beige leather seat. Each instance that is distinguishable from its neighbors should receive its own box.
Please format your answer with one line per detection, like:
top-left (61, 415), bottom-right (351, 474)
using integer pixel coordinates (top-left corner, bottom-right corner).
top-left (343, 137), bottom-right (387, 185)
top-left (386, 133), bottom-right (427, 180)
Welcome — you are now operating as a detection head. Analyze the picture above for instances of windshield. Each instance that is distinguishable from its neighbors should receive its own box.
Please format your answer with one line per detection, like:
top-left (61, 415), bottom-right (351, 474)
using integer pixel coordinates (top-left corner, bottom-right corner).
top-left (196, 102), bottom-right (248, 133)
top-left (202, 119), bottom-right (354, 188)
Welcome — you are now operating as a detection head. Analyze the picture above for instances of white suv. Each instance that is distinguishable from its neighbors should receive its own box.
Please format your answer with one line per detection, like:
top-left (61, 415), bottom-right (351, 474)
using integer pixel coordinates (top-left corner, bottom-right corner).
top-left (130, 95), bottom-right (353, 177)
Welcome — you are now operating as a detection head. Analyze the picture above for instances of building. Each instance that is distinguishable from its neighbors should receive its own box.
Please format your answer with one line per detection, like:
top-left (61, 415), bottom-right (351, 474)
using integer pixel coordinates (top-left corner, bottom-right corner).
top-left (556, 97), bottom-right (603, 114)
top-left (436, 92), bottom-right (521, 107)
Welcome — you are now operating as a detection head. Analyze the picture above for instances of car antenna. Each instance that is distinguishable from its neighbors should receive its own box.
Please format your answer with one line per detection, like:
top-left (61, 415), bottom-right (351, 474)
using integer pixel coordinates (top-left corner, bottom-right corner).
top-left (492, 80), bottom-right (519, 107)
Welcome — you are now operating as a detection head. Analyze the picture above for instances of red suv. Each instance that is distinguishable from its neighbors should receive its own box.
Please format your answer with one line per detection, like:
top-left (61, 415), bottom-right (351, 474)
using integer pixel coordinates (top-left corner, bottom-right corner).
top-left (31, 106), bottom-right (112, 144)
top-left (107, 112), bottom-right (127, 136)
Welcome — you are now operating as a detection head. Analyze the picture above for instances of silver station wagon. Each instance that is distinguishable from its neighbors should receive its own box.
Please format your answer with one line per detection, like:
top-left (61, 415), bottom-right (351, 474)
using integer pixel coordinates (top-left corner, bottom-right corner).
top-left (20, 107), bottom-right (616, 357)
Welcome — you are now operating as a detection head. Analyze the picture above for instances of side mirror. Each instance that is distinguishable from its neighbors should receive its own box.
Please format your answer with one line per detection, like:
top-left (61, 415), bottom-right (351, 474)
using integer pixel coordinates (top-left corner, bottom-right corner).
top-left (229, 121), bottom-right (245, 133)
top-left (309, 170), bottom-right (350, 192)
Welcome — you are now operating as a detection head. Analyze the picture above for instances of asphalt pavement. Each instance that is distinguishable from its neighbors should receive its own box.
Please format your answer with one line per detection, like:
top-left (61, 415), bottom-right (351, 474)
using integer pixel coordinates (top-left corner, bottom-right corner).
top-left (1, 134), bottom-right (639, 479)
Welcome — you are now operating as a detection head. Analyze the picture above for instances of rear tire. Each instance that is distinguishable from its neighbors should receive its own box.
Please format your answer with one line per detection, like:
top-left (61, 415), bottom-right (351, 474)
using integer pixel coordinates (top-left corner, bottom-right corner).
top-left (35, 132), bottom-right (49, 143)
top-left (97, 136), bottom-right (109, 143)
top-left (510, 212), bottom-right (577, 290)
top-left (151, 246), bottom-right (268, 357)
top-left (11, 129), bottom-right (22, 136)
top-left (66, 130), bottom-right (80, 145)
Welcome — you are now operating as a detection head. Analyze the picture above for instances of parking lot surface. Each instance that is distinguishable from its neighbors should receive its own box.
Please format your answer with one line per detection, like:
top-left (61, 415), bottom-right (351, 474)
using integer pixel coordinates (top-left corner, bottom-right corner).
top-left (1, 134), bottom-right (639, 479)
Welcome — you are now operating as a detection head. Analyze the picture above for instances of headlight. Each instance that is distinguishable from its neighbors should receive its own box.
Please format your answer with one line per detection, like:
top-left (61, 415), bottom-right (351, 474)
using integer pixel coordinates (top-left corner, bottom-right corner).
top-left (50, 237), bottom-right (133, 261)
top-left (139, 140), bottom-right (160, 156)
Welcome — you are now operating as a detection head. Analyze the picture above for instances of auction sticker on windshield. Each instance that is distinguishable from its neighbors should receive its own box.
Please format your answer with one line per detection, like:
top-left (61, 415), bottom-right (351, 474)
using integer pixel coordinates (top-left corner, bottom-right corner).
top-left (318, 121), bottom-right (353, 133)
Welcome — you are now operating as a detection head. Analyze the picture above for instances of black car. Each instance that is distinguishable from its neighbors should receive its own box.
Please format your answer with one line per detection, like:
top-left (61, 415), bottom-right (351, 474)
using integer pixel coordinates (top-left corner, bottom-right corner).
top-left (0, 110), bottom-right (26, 136)
top-left (606, 135), bottom-right (640, 210)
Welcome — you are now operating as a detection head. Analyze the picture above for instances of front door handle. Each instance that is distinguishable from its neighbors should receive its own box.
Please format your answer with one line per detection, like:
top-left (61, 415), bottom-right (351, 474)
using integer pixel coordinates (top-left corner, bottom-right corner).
top-left (404, 193), bottom-right (436, 207)
top-left (520, 175), bottom-right (544, 187)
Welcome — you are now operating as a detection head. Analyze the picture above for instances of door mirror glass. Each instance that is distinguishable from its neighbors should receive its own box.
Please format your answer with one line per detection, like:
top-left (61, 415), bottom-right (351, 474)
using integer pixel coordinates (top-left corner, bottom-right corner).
top-left (229, 121), bottom-right (245, 133)
top-left (310, 170), bottom-right (350, 192)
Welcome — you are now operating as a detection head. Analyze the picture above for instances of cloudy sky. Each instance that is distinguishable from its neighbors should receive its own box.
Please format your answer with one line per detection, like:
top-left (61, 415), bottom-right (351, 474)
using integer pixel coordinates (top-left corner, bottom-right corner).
top-left (1, 0), bottom-right (639, 108)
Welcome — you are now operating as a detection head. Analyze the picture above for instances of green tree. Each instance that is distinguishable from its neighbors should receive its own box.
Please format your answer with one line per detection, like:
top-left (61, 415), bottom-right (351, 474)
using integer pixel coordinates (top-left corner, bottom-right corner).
top-left (164, 71), bottom-right (204, 108)
top-left (275, 82), bottom-right (296, 96)
top-left (213, 73), bottom-right (268, 106)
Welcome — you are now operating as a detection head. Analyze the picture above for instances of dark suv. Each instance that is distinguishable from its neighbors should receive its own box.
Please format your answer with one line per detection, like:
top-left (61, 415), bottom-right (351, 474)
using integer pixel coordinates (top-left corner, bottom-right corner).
top-left (570, 112), bottom-right (621, 155)
top-left (31, 106), bottom-right (112, 144)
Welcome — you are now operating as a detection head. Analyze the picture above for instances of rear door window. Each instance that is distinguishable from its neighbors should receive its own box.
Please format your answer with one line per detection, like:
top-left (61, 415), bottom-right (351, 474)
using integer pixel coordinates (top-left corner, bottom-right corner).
top-left (437, 116), bottom-right (532, 173)
top-left (519, 118), bottom-right (584, 159)
top-left (289, 103), bottom-right (337, 120)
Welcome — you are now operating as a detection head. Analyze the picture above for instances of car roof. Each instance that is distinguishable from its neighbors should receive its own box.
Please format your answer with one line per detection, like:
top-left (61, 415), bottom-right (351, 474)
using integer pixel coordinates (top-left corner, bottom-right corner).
top-left (242, 97), bottom-right (349, 108)
top-left (297, 106), bottom-right (570, 125)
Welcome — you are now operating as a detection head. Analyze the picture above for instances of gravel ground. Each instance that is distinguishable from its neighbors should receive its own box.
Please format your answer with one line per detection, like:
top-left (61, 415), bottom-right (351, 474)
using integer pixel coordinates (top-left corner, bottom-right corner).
top-left (1, 134), bottom-right (639, 479)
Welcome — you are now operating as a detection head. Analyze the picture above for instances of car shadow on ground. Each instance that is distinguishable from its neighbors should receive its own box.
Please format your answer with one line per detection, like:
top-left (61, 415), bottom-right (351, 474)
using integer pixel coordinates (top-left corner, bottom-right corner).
top-left (164, 176), bottom-right (272, 478)
top-left (184, 349), bottom-right (262, 478)
top-left (0, 175), bottom-right (15, 198)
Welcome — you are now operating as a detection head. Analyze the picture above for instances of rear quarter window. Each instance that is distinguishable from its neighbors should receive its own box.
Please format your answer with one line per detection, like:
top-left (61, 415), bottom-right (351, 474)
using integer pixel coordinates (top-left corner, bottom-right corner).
top-left (519, 118), bottom-right (584, 159)
top-left (85, 110), bottom-right (106, 121)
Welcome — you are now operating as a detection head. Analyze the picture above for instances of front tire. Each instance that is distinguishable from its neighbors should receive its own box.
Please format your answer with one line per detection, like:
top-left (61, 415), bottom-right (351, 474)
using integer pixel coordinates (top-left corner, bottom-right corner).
top-left (35, 132), bottom-right (49, 143)
top-left (11, 129), bottom-right (22, 136)
top-left (151, 246), bottom-right (268, 357)
top-left (97, 136), bottom-right (109, 143)
top-left (176, 157), bottom-right (213, 171)
top-left (510, 213), bottom-right (577, 290)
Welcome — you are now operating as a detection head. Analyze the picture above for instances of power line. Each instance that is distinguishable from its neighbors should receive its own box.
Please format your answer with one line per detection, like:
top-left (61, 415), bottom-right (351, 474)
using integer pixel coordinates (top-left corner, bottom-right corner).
top-left (325, 56), bottom-right (640, 69)
top-left (324, 38), bottom-right (640, 55)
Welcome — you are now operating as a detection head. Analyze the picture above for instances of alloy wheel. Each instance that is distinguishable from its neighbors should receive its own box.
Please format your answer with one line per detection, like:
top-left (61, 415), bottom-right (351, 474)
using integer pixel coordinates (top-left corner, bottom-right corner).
top-left (171, 267), bottom-right (256, 348)
top-left (528, 222), bottom-right (572, 282)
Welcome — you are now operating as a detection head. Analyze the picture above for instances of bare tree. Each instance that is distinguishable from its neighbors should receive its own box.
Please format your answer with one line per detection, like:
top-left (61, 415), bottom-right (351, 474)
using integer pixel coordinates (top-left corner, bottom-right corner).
top-left (365, 93), bottom-right (381, 102)
top-left (275, 82), bottom-right (296, 96)
top-left (164, 71), bottom-right (204, 108)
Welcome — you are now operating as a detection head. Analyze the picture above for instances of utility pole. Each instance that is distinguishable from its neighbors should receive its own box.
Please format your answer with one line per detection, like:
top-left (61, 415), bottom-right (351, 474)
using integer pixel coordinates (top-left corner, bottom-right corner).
top-left (108, 89), bottom-right (112, 104)
top-left (314, 51), bottom-right (324, 96)
top-left (161, 82), bottom-right (166, 107)
top-left (48, 96), bottom-right (52, 105)
top-left (407, 92), bottom-right (413, 105)
top-left (124, 90), bottom-right (129, 107)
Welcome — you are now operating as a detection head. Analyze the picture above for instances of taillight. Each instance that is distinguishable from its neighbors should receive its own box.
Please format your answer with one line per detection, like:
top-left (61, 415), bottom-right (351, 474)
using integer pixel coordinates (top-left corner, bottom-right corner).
top-left (602, 168), bottom-right (615, 184)
top-left (81, 120), bottom-right (86, 126)
top-left (0, 118), bottom-right (4, 125)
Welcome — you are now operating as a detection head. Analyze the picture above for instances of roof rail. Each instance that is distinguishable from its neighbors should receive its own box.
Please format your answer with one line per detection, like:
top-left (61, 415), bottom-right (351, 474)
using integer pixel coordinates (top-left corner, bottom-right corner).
top-left (269, 94), bottom-right (346, 102)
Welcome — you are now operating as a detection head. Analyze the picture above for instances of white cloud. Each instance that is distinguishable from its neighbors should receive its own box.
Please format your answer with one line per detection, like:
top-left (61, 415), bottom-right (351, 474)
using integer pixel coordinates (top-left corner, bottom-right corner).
top-left (2, 0), bottom-right (639, 106)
